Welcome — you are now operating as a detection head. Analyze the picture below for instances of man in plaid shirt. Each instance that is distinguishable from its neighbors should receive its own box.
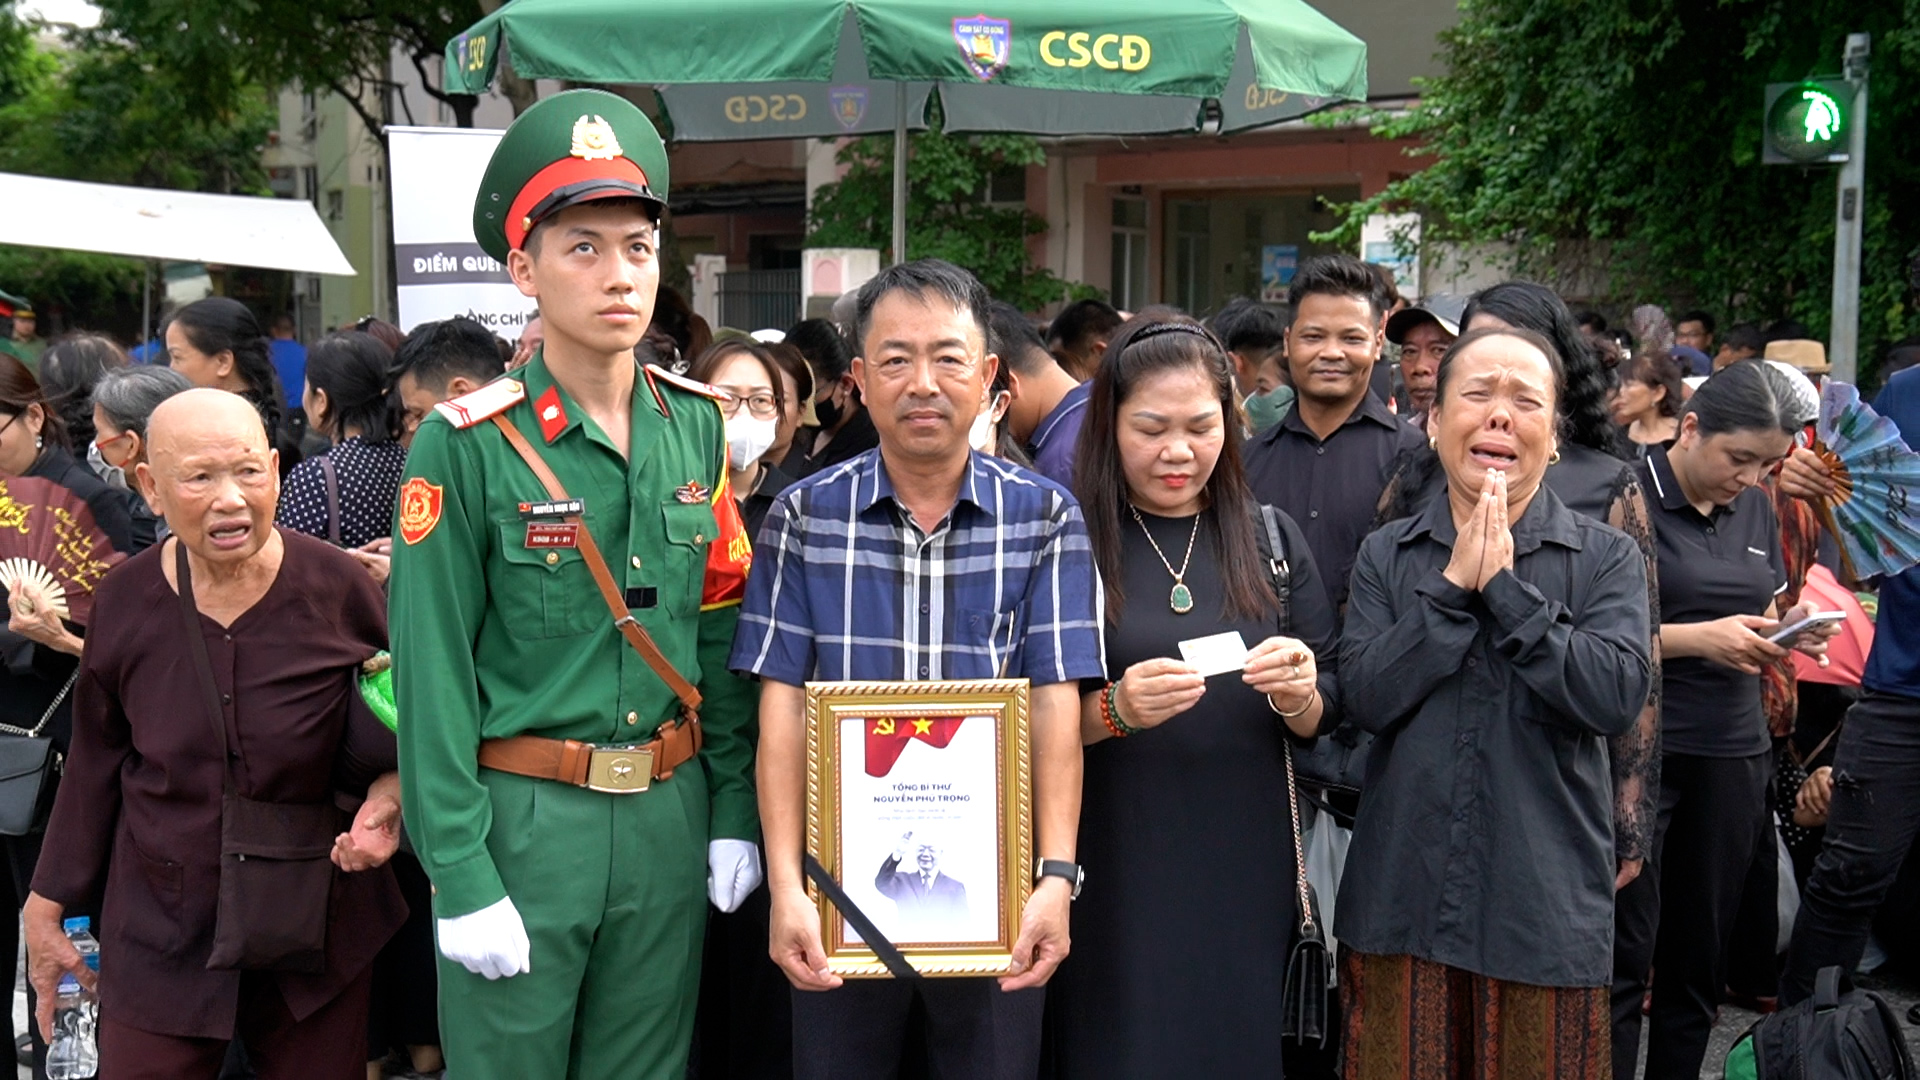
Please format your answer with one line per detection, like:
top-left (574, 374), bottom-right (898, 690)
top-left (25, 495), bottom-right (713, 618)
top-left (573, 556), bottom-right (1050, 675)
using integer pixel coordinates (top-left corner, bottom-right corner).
top-left (731, 259), bottom-right (1104, 1077)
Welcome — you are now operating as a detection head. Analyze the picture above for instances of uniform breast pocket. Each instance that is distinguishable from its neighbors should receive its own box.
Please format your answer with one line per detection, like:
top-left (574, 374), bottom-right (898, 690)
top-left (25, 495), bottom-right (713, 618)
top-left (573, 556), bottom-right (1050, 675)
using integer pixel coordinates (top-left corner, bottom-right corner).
top-left (660, 501), bottom-right (719, 615)
top-left (493, 521), bottom-right (600, 639)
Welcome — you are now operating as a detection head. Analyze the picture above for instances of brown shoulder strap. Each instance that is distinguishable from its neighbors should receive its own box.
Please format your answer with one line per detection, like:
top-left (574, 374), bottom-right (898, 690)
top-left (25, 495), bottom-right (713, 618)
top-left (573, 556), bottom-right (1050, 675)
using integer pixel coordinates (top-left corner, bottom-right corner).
top-left (490, 413), bottom-right (703, 715)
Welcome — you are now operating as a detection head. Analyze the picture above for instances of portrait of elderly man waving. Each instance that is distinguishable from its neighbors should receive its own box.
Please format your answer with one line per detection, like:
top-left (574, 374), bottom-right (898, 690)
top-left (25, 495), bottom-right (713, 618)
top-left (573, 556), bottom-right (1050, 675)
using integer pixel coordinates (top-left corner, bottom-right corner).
top-left (23, 389), bottom-right (406, 1080)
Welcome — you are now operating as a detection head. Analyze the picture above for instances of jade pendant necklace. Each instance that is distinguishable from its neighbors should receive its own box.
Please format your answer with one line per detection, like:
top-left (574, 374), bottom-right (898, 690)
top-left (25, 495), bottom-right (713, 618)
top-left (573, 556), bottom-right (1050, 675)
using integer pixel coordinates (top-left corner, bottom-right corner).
top-left (1129, 505), bottom-right (1200, 614)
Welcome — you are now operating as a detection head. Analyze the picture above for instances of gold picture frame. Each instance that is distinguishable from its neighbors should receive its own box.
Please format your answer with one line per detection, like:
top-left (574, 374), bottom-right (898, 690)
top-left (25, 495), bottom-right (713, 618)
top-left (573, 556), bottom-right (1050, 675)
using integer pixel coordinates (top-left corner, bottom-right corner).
top-left (805, 679), bottom-right (1032, 978)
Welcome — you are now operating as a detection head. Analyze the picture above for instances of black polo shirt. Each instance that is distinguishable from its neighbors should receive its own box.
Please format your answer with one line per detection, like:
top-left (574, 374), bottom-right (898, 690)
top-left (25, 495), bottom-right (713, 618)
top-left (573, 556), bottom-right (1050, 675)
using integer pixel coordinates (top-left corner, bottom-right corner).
top-left (1244, 391), bottom-right (1424, 610)
top-left (1639, 442), bottom-right (1786, 758)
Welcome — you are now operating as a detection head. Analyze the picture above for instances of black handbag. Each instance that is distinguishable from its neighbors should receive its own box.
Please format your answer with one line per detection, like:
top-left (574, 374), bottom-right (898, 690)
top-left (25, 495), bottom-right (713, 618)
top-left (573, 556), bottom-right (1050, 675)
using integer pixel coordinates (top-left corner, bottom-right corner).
top-left (177, 543), bottom-right (339, 974)
top-left (0, 670), bottom-right (76, 837)
top-left (1257, 505), bottom-right (1331, 1047)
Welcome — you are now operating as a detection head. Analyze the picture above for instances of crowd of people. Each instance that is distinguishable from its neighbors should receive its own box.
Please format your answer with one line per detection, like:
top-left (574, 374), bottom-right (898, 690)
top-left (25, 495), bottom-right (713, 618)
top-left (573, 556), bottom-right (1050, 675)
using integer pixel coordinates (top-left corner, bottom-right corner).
top-left (0, 87), bottom-right (1914, 1080)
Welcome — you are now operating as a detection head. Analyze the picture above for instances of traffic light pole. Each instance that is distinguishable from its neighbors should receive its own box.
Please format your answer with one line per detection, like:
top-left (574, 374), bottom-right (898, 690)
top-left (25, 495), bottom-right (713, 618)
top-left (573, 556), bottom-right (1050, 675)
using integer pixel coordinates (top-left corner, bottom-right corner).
top-left (1830, 32), bottom-right (1869, 384)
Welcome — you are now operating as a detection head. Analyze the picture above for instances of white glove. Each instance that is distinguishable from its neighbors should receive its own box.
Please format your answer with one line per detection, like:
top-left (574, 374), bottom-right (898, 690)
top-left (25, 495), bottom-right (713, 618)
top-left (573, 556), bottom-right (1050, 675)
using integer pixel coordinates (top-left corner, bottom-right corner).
top-left (436, 895), bottom-right (532, 980)
top-left (707, 839), bottom-right (763, 913)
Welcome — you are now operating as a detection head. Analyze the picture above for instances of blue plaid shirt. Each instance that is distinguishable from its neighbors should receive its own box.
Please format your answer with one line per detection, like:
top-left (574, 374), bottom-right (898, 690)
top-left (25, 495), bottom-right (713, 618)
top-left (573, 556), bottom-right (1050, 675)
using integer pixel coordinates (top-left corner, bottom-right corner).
top-left (730, 448), bottom-right (1106, 687)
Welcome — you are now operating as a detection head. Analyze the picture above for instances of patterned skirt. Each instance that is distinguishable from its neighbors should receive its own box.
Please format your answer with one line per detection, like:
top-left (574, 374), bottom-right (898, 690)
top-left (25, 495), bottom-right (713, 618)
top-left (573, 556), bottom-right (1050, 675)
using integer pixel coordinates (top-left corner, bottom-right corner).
top-left (1341, 950), bottom-right (1609, 1080)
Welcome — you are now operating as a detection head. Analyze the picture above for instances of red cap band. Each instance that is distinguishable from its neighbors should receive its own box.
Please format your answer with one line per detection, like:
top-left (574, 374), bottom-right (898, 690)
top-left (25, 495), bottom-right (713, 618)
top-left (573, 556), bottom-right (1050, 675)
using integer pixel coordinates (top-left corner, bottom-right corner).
top-left (505, 155), bottom-right (652, 253)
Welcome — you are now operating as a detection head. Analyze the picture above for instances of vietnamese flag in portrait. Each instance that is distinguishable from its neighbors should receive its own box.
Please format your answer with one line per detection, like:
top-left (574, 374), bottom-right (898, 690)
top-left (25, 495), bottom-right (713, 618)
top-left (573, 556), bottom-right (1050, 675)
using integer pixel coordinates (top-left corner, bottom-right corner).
top-left (864, 716), bottom-right (968, 778)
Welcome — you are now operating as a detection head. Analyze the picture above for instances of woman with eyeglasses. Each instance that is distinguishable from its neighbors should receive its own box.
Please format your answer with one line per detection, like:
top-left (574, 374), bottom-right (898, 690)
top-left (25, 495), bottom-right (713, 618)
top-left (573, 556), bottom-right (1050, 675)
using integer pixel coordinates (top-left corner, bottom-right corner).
top-left (91, 365), bottom-right (194, 549)
top-left (682, 337), bottom-right (798, 1076)
top-left (0, 353), bottom-right (139, 1076)
top-left (687, 340), bottom-right (794, 541)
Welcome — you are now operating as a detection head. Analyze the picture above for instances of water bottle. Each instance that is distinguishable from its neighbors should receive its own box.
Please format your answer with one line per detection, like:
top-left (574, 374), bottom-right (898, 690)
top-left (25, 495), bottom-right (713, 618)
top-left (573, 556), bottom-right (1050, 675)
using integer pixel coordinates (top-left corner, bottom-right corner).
top-left (46, 916), bottom-right (99, 1080)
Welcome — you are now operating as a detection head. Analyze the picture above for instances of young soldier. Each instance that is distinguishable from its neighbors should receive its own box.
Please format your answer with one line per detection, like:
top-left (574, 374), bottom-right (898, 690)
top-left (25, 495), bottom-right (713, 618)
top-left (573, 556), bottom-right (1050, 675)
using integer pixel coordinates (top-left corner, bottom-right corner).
top-left (388, 89), bottom-right (760, 1080)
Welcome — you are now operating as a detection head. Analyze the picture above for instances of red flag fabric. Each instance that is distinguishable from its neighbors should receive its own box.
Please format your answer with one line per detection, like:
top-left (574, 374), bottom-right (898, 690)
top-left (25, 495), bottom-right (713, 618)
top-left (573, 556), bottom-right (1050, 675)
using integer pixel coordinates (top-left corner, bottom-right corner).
top-left (864, 716), bottom-right (967, 778)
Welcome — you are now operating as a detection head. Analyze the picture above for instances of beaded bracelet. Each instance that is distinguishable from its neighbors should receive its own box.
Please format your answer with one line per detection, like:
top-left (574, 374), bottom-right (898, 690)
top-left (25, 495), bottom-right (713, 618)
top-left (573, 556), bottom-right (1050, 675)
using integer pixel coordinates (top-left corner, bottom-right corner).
top-left (1102, 681), bottom-right (1141, 738)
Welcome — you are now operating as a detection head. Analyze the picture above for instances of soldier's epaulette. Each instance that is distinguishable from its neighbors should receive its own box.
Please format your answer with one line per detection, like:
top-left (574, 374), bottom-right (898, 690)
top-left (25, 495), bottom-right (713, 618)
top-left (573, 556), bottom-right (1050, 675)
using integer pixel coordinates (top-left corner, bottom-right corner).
top-left (643, 364), bottom-right (727, 419)
top-left (433, 376), bottom-right (528, 429)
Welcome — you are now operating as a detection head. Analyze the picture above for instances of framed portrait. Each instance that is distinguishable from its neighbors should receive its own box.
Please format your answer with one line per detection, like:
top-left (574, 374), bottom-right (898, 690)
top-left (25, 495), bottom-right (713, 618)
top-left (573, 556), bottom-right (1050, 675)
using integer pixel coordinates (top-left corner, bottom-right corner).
top-left (805, 679), bottom-right (1032, 978)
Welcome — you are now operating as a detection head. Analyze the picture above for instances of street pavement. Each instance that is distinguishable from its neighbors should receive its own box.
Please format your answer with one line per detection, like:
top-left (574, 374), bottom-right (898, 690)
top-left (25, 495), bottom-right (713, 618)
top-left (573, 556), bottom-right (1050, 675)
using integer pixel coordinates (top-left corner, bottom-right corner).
top-left (11, 945), bottom-right (1920, 1077)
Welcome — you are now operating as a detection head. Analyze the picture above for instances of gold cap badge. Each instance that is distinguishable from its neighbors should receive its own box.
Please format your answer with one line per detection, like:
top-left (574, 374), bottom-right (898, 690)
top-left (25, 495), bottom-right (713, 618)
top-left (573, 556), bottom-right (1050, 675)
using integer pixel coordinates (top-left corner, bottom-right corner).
top-left (570, 114), bottom-right (622, 161)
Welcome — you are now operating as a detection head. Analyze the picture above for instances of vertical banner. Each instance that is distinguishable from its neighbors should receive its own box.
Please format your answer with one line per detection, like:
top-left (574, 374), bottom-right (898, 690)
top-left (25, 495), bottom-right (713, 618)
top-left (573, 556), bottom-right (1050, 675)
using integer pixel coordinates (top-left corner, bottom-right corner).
top-left (387, 125), bottom-right (532, 336)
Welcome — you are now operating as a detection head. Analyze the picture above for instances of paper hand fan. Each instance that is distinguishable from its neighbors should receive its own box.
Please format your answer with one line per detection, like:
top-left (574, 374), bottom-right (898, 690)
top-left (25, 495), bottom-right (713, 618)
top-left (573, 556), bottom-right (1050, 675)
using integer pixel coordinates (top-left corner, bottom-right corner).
top-left (0, 557), bottom-right (68, 621)
top-left (0, 474), bottom-right (127, 624)
top-left (1814, 381), bottom-right (1920, 580)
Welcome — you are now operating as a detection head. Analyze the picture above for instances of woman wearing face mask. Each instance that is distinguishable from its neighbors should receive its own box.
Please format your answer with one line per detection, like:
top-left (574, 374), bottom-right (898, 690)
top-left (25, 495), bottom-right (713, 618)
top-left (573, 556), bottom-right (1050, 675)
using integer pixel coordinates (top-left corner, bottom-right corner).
top-left (688, 340), bottom-right (791, 540)
top-left (780, 318), bottom-right (876, 479)
top-left (1339, 328), bottom-right (1651, 1077)
top-left (0, 354), bottom-right (139, 1076)
top-left (1617, 360), bottom-right (1838, 1080)
top-left (91, 365), bottom-right (194, 549)
top-left (683, 338), bottom-right (799, 1076)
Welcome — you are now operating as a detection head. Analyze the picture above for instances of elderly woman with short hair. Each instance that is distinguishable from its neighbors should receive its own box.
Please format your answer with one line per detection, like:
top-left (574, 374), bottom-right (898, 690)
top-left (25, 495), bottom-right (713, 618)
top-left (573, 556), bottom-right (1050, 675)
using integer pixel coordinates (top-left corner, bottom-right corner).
top-left (91, 364), bottom-right (193, 547)
top-left (24, 389), bottom-right (406, 1080)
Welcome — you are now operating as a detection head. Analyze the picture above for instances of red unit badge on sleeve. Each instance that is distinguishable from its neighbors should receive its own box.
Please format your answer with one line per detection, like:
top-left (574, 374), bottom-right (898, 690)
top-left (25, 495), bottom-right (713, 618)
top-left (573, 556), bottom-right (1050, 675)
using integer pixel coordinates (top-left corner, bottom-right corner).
top-left (398, 478), bottom-right (444, 545)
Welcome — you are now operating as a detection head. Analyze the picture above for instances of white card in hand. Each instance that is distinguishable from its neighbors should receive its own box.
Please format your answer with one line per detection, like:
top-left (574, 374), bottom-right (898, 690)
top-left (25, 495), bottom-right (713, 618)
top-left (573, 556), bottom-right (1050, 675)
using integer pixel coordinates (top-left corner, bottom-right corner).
top-left (1178, 631), bottom-right (1250, 677)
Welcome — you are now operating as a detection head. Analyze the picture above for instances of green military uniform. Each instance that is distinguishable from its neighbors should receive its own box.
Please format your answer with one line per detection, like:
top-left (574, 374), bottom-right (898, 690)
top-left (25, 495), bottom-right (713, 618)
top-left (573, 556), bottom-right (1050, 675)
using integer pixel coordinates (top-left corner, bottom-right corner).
top-left (0, 336), bottom-right (32, 370)
top-left (388, 90), bottom-right (758, 1080)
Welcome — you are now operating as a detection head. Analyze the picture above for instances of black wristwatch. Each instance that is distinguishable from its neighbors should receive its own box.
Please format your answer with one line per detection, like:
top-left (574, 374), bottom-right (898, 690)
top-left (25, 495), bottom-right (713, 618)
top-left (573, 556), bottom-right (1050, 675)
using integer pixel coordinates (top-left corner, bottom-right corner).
top-left (1035, 858), bottom-right (1084, 900)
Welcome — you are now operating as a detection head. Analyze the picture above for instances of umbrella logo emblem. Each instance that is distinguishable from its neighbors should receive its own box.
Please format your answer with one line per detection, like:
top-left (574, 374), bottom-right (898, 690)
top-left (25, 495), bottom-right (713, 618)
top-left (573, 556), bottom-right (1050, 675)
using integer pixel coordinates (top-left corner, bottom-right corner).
top-left (830, 86), bottom-right (869, 131)
top-left (570, 115), bottom-right (623, 161)
top-left (953, 16), bottom-right (1011, 82)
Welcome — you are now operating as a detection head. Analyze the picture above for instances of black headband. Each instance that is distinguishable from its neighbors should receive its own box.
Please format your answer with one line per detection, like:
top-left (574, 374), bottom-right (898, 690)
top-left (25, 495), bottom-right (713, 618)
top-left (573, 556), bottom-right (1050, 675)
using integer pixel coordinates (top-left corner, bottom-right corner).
top-left (1125, 322), bottom-right (1219, 349)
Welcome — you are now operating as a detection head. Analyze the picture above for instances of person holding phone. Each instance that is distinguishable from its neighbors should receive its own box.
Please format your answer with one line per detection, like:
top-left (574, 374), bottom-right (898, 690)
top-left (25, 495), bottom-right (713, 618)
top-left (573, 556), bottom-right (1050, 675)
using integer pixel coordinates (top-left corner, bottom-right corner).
top-left (1614, 360), bottom-right (1839, 1079)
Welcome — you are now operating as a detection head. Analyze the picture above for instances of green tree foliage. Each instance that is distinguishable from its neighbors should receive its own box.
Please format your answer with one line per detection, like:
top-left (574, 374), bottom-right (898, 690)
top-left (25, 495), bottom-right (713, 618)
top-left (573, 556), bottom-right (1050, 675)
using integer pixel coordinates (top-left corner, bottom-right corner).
top-left (0, 6), bottom-right (277, 335)
top-left (0, 39), bottom-right (274, 193)
top-left (807, 115), bottom-right (1098, 312)
top-left (1324, 0), bottom-right (1919, 372)
top-left (90, 0), bottom-right (489, 136)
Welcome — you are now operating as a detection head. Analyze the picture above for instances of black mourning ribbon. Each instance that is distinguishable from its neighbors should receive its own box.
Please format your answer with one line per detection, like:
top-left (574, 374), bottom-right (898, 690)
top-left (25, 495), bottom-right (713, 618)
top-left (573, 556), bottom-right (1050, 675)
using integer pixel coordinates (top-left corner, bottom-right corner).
top-left (803, 853), bottom-right (922, 981)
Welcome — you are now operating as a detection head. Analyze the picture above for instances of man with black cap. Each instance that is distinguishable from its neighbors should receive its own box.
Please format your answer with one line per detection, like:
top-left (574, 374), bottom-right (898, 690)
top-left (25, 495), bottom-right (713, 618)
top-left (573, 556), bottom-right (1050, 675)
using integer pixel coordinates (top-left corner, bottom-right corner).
top-left (1383, 295), bottom-right (1464, 431)
top-left (388, 89), bottom-right (761, 1080)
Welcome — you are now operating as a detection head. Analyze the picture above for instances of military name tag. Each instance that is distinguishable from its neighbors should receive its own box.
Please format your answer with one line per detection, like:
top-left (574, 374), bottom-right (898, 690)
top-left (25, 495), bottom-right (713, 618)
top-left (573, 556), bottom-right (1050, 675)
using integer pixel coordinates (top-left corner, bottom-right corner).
top-left (518, 498), bottom-right (584, 519)
top-left (525, 522), bottom-right (580, 549)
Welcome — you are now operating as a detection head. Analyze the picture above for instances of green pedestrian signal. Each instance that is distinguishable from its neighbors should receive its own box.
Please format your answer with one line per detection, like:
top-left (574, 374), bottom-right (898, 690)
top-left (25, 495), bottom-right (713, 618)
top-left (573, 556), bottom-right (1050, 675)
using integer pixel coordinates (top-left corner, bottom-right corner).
top-left (1764, 79), bottom-right (1852, 164)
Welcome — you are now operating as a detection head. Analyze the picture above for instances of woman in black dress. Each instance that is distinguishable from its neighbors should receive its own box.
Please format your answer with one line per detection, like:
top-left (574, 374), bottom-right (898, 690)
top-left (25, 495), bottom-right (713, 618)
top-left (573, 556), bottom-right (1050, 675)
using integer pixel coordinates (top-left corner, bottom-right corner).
top-left (1050, 316), bottom-right (1342, 1078)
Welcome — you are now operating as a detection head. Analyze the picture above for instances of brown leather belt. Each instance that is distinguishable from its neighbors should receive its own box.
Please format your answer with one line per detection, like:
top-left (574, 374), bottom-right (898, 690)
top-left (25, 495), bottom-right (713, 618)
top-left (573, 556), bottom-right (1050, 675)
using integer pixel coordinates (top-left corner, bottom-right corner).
top-left (477, 719), bottom-right (701, 795)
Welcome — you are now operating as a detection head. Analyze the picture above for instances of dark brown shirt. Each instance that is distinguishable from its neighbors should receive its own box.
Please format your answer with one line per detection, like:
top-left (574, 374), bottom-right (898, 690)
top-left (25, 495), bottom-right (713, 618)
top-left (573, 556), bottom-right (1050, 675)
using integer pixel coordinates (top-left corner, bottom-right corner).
top-left (32, 529), bottom-right (405, 1039)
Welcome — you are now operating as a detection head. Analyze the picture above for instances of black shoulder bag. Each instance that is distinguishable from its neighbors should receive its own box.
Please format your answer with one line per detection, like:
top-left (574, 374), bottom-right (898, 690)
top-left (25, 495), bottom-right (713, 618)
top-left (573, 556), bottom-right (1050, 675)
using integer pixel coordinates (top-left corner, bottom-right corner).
top-left (177, 542), bottom-right (340, 973)
top-left (1258, 504), bottom-right (1331, 1048)
top-left (0, 668), bottom-right (76, 836)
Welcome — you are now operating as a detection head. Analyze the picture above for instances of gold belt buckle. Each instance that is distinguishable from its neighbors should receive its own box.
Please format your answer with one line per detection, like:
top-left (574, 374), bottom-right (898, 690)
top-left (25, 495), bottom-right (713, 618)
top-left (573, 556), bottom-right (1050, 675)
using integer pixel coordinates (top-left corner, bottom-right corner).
top-left (585, 745), bottom-right (653, 794)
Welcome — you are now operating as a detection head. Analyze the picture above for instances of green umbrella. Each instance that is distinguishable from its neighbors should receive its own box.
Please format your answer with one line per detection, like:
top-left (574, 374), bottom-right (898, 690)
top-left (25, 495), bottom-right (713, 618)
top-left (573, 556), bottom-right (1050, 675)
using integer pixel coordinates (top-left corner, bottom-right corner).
top-left (447, 0), bottom-right (1367, 261)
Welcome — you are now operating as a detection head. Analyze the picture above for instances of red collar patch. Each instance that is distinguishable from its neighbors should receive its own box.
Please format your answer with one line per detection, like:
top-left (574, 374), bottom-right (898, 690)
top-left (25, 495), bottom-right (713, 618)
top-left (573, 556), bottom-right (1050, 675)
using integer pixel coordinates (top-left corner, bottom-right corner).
top-left (535, 385), bottom-right (568, 443)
